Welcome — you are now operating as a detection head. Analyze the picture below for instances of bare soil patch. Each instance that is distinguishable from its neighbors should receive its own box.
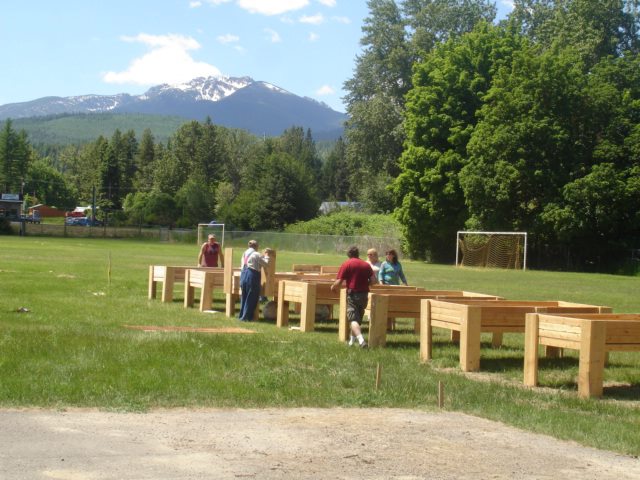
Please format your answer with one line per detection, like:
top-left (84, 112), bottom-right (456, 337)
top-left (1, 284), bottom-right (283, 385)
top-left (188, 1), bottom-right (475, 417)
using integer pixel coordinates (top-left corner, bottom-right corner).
top-left (1, 408), bottom-right (638, 479)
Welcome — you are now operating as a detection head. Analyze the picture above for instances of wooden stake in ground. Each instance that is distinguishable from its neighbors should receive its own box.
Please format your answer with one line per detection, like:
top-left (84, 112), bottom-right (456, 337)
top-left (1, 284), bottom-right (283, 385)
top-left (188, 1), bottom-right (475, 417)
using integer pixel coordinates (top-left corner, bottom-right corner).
top-left (375, 363), bottom-right (382, 390)
top-left (438, 381), bottom-right (444, 408)
top-left (107, 252), bottom-right (112, 287)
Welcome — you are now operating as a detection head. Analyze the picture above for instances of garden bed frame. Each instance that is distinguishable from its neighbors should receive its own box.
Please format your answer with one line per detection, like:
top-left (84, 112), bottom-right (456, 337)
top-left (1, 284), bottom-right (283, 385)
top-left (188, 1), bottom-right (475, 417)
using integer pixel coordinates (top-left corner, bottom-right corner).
top-left (421, 300), bottom-right (612, 372)
top-left (524, 312), bottom-right (640, 398)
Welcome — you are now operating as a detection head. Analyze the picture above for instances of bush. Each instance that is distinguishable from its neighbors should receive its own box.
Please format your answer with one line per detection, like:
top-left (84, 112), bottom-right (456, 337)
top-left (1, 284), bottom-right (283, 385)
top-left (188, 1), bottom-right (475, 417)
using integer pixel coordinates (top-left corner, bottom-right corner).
top-left (0, 217), bottom-right (13, 235)
top-left (285, 211), bottom-right (401, 238)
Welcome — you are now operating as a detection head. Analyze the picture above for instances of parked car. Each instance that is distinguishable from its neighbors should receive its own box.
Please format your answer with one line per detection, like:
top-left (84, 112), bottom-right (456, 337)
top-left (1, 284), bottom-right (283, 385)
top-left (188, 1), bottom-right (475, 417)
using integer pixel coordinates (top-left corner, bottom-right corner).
top-left (20, 214), bottom-right (40, 224)
top-left (65, 216), bottom-right (103, 226)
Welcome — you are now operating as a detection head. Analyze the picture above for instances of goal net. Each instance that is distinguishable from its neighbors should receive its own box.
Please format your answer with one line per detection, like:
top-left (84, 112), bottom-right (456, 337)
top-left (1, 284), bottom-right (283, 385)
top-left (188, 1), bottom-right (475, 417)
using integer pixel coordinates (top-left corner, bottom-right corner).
top-left (197, 223), bottom-right (226, 248)
top-left (456, 231), bottom-right (527, 270)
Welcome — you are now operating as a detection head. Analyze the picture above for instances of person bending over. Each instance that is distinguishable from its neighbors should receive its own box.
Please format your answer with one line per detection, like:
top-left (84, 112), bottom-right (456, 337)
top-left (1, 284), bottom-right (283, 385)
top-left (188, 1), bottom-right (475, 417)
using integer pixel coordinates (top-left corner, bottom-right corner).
top-left (238, 240), bottom-right (270, 321)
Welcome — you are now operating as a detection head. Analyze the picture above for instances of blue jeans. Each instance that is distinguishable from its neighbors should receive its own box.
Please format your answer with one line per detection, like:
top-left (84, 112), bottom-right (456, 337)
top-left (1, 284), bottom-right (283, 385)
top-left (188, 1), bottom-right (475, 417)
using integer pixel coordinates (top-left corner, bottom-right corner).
top-left (239, 267), bottom-right (261, 321)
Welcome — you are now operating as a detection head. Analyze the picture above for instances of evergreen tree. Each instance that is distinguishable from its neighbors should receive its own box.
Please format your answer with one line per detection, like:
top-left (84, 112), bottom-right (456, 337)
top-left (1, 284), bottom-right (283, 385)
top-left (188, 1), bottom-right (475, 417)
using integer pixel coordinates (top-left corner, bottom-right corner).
top-left (134, 128), bottom-right (157, 192)
top-left (0, 119), bottom-right (32, 193)
top-left (320, 137), bottom-right (350, 200)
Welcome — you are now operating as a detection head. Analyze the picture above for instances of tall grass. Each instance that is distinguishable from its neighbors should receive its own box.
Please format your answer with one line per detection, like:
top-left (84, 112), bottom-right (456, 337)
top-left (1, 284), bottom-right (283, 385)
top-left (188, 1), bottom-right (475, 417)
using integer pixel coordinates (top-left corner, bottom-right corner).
top-left (1, 237), bottom-right (639, 455)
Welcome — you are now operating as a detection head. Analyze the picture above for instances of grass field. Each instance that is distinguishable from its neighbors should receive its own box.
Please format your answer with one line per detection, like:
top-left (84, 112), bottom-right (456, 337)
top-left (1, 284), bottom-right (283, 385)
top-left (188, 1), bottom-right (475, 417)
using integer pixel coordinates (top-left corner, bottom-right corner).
top-left (1, 236), bottom-right (639, 456)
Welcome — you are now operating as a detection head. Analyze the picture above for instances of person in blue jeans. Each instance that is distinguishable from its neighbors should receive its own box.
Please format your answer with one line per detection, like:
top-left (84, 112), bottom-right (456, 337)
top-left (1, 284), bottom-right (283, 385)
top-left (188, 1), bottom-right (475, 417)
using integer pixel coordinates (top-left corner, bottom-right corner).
top-left (238, 240), bottom-right (271, 321)
top-left (378, 249), bottom-right (408, 285)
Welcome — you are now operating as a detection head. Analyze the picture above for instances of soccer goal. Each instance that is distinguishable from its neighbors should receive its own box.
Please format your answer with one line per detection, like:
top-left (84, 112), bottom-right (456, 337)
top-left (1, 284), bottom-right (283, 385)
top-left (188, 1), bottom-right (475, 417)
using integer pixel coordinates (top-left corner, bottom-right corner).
top-left (197, 223), bottom-right (226, 247)
top-left (456, 231), bottom-right (527, 270)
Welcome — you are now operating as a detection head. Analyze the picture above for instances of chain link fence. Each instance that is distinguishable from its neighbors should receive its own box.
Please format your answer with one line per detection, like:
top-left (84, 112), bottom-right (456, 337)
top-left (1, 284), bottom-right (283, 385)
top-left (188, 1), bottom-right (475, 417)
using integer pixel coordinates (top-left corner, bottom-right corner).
top-left (15, 222), bottom-right (401, 255)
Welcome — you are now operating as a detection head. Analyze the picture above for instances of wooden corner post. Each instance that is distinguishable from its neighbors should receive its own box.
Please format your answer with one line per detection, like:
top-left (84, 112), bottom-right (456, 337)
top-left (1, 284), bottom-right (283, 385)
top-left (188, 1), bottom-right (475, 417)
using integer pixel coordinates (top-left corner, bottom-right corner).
top-left (523, 313), bottom-right (540, 387)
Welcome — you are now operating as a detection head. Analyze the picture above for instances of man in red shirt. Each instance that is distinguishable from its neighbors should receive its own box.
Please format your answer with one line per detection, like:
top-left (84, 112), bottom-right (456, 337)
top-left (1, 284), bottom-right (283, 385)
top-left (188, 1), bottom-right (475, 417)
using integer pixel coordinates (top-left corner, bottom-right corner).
top-left (331, 246), bottom-right (377, 348)
top-left (198, 234), bottom-right (224, 267)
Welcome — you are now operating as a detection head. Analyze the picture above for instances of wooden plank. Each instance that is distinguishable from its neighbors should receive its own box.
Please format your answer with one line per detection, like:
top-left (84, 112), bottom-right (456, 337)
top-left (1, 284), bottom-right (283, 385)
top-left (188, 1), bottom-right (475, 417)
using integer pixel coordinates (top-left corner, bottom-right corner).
top-left (419, 299), bottom-right (432, 362)
top-left (368, 294), bottom-right (389, 347)
top-left (183, 268), bottom-right (195, 308)
top-left (276, 279), bottom-right (290, 328)
top-left (523, 313), bottom-right (540, 386)
top-left (606, 345), bottom-right (640, 352)
top-left (299, 282), bottom-right (317, 333)
top-left (578, 319), bottom-right (607, 398)
top-left (223, 248), bottom-right (234, 294)
top-left (261, 250), bottom-right (277, 297)
top-left (338, 287), bottom-right (349, 342)
top-left (605, 322), bottom-right (640, 344)
top-left (162, 266), bottom-right (176, 303)
top-left (538, 321), bottom-right (582, 335)
top-left (148, 265), bottom-right (157, 300)
top-left (320, 265), bottom-right (340, 274)
top-left (199, 271), bottom-right (214, 312)
top-left (291, 264), bottom-right (321, 273)
top-left (459, 305), bottom-right (481, 372)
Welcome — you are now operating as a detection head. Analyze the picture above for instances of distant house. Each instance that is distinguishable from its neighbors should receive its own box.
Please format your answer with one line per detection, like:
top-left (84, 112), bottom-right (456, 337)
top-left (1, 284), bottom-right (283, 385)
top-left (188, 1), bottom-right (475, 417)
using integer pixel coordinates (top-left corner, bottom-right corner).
top-left (29, 204), bottom-right (65, 218)
top-left (66, 206), bottom-right (92, 218)
top-left (0, 193), bottom-right (23, 220)
top-left (318, 201), bottom-right (362, 215)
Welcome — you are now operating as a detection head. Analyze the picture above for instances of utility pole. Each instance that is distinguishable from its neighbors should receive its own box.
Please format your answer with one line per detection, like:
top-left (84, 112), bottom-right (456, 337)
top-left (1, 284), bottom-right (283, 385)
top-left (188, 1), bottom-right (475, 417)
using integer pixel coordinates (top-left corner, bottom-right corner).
top-left (92, 185), bottom-right (96, 224)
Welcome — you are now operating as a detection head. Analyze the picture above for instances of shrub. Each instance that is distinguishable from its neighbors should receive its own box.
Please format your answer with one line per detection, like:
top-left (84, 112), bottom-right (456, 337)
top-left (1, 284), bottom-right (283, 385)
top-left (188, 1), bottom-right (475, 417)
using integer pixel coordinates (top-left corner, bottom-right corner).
top-left (0, 217), bottom-right (13, 235)
top-left (285, 211), bottom-right (401, 238)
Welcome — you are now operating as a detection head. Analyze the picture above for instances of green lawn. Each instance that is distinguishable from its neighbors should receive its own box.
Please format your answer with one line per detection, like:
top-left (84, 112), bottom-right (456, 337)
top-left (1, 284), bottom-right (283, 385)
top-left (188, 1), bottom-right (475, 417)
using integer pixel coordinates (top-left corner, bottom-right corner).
top-left (1, 236), bottom-right (639, 456)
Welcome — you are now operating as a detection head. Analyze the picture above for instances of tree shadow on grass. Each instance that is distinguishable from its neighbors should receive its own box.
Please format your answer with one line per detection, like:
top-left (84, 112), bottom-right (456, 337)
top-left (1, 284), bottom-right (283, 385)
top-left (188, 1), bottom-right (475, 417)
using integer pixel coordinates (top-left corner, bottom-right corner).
top-left (478, 356), bottom-right (527, 373)
top-left (529, 357), bottom-right (640, 401)
top-left (601, 383), bottom-right (640, 400)
top-left (382, 341), bottom-right (420, 350)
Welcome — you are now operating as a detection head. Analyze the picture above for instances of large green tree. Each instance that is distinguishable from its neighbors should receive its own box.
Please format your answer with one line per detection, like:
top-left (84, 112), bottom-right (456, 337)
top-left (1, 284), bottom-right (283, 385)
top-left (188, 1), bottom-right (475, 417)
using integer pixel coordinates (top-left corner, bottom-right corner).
top-left (222, 152), bottom-right (319, 230)
top-left (396, 1), bottom-right (640, 268)
top-left (25, 158), bottom-right (77, 210)
top-left (343, 0), bottom-right (496, 206)
top-left (320, 137), bottom-right (350, 201)
top-left (394, 22), bottom-right (520, 260)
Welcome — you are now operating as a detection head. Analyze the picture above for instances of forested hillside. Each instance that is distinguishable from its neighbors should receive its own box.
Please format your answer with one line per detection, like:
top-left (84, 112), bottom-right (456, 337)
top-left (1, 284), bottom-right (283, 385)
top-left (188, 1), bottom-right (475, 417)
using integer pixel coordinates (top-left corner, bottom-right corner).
top-left (0, 117), bottom-right (343, 231)
top-left (9, 113), bottom-right (190, 146)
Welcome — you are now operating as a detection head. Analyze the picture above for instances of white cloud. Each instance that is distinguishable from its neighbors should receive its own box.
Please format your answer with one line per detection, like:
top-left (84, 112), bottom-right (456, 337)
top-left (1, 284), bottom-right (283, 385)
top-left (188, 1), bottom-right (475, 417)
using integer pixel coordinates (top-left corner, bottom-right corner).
top-left (217, 33), bottom-right (240, 44)
top-left (308, 32), bottom-right (319, 42)
top-left (332, 16), bottom-right (350, 24)
top-left (316, 85), bottom-right (334, 95)
top-left (103, 33), bottom-right (220, 86)
top-left (264, 28), bottom-right (282, 43)
top-left (316, 0), bottom-right (335, 6)
top-left (204, 0), bottom-right (232, 4)
top-left (189, 1), bottom-right (202, 7)
top-left (238, 0), bottom-right (308, 15)
top-left (300, 13), bottom-right (324, 24)
top-left (501, 0), bottom-right (515, 9)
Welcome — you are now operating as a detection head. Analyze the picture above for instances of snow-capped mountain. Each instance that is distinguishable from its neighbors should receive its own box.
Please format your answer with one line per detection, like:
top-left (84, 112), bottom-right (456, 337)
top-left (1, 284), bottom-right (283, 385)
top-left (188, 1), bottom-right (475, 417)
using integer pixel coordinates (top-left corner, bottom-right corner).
top-left (0, 76), bottom-right (346, 138)
top-left (141, 76), bottom-right (255, 102)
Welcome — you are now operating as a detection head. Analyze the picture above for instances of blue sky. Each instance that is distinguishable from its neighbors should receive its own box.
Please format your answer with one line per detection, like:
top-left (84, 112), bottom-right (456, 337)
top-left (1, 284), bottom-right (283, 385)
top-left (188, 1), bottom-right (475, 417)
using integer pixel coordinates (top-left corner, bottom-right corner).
top-left (1, 1), bottom-right (514, 113)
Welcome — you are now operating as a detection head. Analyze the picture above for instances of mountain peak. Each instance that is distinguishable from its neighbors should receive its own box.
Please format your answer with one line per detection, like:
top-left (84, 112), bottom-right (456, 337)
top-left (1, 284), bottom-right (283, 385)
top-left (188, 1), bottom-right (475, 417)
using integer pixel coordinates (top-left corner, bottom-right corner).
top-left (0, 76), bottom-right (346, 139)
top-left (143, 75), bottom-right (256, 102)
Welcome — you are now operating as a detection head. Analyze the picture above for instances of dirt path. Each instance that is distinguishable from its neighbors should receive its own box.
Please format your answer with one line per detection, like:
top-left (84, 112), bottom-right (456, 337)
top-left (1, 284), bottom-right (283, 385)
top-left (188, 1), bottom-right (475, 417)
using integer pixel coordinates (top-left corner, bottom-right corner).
top-left (1, 408), bottom-right (638, 479)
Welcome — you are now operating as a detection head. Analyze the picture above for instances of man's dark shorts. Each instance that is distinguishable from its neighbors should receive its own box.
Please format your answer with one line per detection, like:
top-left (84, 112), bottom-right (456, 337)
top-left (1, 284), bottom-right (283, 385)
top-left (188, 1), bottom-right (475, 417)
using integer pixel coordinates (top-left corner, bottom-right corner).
top-left (346, 291), bottom-right (368, 324)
